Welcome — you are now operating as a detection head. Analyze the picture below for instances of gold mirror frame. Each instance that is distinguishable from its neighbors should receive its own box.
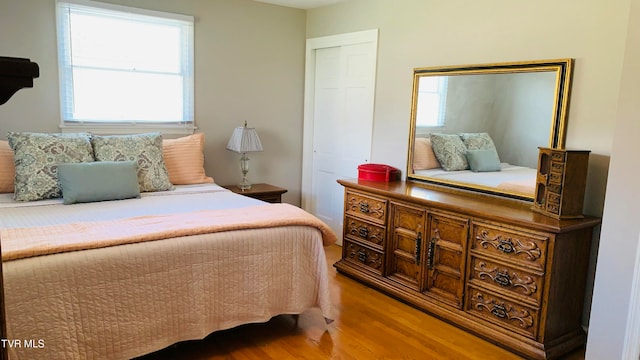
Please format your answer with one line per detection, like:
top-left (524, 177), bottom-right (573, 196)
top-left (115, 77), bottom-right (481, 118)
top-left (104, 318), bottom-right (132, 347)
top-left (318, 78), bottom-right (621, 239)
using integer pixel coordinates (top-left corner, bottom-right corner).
top-left (407, 59), bottom-right (574, 200)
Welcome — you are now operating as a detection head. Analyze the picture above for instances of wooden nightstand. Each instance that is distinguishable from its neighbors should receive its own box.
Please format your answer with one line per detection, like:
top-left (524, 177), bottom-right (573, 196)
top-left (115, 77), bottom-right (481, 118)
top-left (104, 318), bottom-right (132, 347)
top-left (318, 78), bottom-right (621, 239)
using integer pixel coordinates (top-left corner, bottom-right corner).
top-left (222, 183), bottom-right (287, 203)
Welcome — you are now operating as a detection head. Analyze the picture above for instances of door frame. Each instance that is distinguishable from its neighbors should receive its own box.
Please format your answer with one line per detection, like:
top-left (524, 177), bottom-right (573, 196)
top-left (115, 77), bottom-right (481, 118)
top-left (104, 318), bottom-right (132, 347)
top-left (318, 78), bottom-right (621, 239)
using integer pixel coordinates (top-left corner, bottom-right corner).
top-left (622, 233), bottom-right (640, 359)
top-left (301, 29), bottom-right (378, 211)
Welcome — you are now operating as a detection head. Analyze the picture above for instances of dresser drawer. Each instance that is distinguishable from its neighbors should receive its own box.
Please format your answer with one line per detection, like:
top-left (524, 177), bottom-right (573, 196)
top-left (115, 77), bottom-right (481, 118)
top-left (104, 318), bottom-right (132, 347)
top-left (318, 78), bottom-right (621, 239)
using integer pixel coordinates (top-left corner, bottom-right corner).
top-left (471, 223), bottom-right (548, 271)
top-left (546, 192), bottom-right (561, 205)
top-left (546, 201), bottom-right (560, 215)
top-left (345, 190), bottom-right (387, 225)
top-left (344, 215), bottom-right (386, 250)
top-left (343, 239), bottom-right (384, 275)
top-left (550, 161), bottom-right (564, 173)
top-left (468, 256), bottom-right (543, 305)
top-left (466, 286), bottom-right (539, 339)
top-left (548, 171), bottom-right (563, 185)
top-left (547, 183), bottom-right (562, 194)
top-left (550, 151), bottom-right (566, 162)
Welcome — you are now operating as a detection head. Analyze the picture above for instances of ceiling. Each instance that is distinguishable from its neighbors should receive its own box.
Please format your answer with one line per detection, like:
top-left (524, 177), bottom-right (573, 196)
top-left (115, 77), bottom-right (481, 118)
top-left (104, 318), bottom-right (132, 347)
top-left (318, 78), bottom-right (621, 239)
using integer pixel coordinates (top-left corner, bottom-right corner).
top-left (253, 0), bottom-right (344, 9)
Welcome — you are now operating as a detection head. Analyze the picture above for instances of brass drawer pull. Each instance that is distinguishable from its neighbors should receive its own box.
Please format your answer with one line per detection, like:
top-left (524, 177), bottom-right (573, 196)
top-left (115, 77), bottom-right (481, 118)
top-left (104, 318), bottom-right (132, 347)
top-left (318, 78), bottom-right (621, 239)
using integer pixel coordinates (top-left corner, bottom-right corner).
top-left (415, 232), bottom-right (422, 265)
top-left (494, 271), bottom-right (512, 287)
top-left (491, 304), bottom-right (508, 319)
top-left (358, 226), bottom-right (369, 238)
top-left (427, 238), bottom-right (435, 269)
top-left (359, 201), bottom-right (369, 213)
top-left (358, 250), bottom-right (367, 263)
top-left (497, 239), bottom-right (515, 254)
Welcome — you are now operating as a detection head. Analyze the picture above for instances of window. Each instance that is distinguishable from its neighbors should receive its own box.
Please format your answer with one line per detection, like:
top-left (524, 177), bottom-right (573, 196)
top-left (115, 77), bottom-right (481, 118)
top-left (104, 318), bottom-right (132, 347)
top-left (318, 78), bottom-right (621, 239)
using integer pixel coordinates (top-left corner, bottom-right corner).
top-left (56, 0), bottom-right (194, 134)
top-left (415, 76), bottom-right (448, 128)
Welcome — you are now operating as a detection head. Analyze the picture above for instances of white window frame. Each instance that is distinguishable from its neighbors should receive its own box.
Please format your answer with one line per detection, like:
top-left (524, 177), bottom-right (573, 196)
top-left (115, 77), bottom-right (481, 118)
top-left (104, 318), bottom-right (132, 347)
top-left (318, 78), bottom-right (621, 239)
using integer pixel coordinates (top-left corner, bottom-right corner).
top-left (56, 0), bottom-right (195, 135)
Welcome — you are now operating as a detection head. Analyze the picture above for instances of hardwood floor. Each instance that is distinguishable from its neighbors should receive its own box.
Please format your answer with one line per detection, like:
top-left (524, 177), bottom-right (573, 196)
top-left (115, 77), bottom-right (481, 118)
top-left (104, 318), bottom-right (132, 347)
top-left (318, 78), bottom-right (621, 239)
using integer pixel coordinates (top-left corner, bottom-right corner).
top-left (138, 244), bottom-right (586, 360)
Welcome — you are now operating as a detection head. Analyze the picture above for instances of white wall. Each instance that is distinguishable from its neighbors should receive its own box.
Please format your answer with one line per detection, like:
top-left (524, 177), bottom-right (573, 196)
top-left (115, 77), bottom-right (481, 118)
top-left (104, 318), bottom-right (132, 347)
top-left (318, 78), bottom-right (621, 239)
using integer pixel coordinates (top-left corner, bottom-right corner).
top-left (0, 0), bottom-right (307, 204)
top-left (586, 0), bottom-right (640, 357)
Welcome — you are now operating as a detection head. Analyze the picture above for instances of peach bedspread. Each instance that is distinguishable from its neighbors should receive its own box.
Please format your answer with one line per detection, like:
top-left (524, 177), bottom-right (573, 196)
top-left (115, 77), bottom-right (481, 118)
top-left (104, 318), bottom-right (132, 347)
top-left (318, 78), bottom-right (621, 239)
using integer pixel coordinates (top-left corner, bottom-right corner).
top-left (1, 203), bottom-right (336, 261)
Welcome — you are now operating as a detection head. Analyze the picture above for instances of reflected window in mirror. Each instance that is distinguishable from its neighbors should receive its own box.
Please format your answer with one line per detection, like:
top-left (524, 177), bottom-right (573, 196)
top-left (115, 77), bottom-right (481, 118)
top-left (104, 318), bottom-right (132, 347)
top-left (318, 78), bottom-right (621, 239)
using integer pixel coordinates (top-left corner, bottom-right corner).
top-left (416, 76), bottom-right (448, 127)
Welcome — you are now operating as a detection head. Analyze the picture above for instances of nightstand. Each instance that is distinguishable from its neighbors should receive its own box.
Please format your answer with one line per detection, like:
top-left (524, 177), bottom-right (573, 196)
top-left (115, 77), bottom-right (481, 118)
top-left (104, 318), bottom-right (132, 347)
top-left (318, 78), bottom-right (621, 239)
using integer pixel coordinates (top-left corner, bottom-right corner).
top-left (222, 183), bottom-right (287, 203)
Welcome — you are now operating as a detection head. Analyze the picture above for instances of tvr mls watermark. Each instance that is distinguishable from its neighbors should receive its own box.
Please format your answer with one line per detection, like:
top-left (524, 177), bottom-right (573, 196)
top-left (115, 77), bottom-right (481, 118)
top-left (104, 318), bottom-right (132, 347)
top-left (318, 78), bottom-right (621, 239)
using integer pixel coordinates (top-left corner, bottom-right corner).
top-left (1, 339), bottom-right (45, 349)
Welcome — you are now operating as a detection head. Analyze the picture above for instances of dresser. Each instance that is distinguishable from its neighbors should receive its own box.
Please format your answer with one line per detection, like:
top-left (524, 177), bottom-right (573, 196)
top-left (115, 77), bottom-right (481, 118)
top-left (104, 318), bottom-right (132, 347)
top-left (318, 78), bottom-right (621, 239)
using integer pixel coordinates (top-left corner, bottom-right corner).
top-left (335, 179), bottom-right (600, 360)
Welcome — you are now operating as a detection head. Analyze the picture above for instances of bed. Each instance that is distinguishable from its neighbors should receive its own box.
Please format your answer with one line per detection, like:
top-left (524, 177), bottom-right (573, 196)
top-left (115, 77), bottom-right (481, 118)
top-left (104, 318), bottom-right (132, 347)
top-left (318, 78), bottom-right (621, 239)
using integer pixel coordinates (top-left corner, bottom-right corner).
top-left (0, 183), bottom-right (336, 359)
top-left (414, 163), bottom-right (537, 195)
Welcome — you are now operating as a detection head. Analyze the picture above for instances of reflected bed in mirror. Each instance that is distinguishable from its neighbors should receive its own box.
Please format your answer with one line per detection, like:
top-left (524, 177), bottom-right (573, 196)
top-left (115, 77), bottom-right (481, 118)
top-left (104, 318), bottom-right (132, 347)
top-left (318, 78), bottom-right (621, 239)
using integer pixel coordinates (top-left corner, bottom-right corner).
top-left (407, 59), bottom-right (574, 200)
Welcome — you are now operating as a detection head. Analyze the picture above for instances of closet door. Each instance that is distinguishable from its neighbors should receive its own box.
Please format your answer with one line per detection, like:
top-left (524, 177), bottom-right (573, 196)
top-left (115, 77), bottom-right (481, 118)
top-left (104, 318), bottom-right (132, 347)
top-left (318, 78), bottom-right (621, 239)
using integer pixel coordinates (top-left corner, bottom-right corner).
top-left (302, 30), bottom-right (378, 246)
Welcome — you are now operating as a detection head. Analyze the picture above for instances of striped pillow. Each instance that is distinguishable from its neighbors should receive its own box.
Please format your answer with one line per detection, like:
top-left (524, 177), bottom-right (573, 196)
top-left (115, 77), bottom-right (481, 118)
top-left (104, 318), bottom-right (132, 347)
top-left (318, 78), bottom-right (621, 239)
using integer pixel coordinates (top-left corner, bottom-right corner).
top-left (163, 133), bottom-right (214, 185)
top-left (0, 140), bottom-right (15, 193)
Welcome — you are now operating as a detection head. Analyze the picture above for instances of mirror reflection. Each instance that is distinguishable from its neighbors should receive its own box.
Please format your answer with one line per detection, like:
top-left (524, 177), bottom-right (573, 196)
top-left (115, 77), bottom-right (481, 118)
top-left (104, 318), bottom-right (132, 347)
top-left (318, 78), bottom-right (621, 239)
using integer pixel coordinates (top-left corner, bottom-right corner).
top-left (407, 59), bottom-right (574, 200)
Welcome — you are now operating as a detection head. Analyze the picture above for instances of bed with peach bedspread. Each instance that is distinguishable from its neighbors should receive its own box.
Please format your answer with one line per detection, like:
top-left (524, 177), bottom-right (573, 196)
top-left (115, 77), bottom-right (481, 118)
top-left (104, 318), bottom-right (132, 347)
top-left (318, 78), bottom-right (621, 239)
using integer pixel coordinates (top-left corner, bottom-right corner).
top-left (0, 184), bottom-right (335, 359)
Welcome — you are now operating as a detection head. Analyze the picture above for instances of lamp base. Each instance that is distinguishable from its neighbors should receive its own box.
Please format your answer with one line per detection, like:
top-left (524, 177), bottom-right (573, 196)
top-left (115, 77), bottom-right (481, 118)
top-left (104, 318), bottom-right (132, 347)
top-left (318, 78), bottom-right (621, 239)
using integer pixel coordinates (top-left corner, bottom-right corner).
top-left (238, 180), bottom-right (252, 191)
top-left (238, 153), bottom-right (252, 191)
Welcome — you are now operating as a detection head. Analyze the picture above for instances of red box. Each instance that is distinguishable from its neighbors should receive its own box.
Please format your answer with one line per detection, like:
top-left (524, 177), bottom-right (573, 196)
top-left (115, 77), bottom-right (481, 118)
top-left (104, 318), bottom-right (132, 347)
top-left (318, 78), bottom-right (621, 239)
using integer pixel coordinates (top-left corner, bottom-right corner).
top-left (357, 164), bottom-right (400, 182)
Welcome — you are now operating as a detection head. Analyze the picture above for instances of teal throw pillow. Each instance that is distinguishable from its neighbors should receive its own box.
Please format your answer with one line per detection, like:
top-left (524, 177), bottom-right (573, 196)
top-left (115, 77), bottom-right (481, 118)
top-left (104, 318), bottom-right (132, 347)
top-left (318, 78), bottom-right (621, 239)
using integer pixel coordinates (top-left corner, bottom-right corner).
top-left (466, 149), bottom-right (502, 172)
top-left (57, 161), bottom-right (141, 204)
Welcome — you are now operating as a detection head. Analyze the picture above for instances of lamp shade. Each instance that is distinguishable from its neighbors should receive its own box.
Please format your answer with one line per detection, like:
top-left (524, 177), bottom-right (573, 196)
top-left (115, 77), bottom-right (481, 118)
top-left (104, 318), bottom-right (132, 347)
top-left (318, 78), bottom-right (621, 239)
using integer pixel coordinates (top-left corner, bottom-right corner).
top-left (226, 122), bottom-right (263, 153)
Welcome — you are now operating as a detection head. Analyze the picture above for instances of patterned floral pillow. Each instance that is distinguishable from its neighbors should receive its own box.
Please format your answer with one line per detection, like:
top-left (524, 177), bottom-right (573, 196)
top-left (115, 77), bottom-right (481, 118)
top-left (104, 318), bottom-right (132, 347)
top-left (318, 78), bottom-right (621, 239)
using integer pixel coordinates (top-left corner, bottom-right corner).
top-left (429, 133), bottom-right (469, 171)
top-left (459, 132), bottom-right (497, 151)
top-left (8, 132), bottom-right (94, 201)
top-left (91, 133), bottom-right (173, 192)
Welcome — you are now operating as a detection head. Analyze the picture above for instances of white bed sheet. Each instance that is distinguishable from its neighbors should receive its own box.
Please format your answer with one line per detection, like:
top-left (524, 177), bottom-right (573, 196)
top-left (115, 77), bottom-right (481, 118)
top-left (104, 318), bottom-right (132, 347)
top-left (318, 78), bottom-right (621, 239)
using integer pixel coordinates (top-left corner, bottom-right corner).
top-left (414, 163), bottom-right (537, 195)
top-left (0, 184), bottom-right (334, 360)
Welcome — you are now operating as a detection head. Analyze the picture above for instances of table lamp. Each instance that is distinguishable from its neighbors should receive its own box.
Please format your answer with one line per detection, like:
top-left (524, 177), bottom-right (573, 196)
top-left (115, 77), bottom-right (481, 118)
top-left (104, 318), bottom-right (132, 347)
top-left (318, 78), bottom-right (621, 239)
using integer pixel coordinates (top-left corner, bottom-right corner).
top-left (226, 121), bottom-right (263, 190)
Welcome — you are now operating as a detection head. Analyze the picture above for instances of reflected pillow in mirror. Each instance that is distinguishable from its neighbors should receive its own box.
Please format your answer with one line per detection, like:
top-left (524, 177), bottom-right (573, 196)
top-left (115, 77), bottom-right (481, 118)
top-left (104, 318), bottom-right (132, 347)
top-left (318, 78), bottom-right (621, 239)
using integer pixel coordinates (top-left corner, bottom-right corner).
top-left (413, 137), bottom-right (441, 170)
top-left (0, 140), bottom-right (14, 193)
top-left (460, 132), bottom-right (497, 151)
top-left (466, 149), bottom-right (502, 172)
top-left (429, 133), bottom-right (468, 171)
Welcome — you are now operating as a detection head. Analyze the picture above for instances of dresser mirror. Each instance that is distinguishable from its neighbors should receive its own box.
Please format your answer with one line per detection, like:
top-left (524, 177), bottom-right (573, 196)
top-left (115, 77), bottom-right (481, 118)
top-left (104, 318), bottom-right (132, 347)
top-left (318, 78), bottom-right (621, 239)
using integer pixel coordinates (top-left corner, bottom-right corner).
top-left (407, 59), bottom-right (574, 200)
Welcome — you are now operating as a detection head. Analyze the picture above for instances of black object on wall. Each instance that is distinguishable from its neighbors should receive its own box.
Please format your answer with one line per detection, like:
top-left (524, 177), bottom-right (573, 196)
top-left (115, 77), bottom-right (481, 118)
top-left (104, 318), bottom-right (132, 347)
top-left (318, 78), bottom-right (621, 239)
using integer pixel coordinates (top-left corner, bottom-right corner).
top-left (0, 56), bottom-right (39, 105)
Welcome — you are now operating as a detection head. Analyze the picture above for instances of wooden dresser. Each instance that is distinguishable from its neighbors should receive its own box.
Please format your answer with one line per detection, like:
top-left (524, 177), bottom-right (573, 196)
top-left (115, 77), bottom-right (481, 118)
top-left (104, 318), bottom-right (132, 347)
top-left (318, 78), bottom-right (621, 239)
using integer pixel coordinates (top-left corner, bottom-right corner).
top-left (335, 179), bottom-right (600, 360)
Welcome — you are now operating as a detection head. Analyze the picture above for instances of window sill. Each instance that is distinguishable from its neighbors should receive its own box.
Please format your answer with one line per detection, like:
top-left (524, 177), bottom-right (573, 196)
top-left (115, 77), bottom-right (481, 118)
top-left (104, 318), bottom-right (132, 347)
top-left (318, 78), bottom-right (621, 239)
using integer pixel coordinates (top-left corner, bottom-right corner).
top-left (59, 123), bottom-right (196, 136)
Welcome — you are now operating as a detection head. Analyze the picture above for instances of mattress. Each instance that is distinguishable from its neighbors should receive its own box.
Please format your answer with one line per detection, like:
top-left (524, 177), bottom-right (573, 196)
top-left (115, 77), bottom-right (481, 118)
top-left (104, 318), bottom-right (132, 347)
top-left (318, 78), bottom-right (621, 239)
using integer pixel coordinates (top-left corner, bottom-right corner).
top-left (0, 184), bottom-right (335, 359)
top-left (414, 163), bottom-right (537, 196)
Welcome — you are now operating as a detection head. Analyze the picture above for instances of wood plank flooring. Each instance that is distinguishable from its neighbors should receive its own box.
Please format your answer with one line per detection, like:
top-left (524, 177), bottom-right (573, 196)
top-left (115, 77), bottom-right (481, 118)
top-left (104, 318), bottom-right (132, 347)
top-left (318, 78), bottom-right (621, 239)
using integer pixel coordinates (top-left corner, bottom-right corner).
top-left (138, 244), bottom-right (585, 360)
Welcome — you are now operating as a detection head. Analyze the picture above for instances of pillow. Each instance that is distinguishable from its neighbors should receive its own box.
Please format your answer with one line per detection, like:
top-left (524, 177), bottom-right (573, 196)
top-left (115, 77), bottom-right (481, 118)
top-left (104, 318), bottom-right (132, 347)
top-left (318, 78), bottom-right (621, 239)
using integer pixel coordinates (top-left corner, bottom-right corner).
top-left (0, 140), bottom-right (14, 193)
top-left (58, 161), bottom-right (141, 205)
top-left (429, 133), bottom-right (468, 171)
top-left (412, 137), bottom-right (441, 171)
top-left (466, 149), bottom-right (502, 172)
top-left (91, 132), bottom-right (173, 193)
top-left (460, 132), bottom-right (497, 151)
top-left (8, 132), bottom-right (94, 201)
top-left (163, 133), bottom-right (214, 185)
